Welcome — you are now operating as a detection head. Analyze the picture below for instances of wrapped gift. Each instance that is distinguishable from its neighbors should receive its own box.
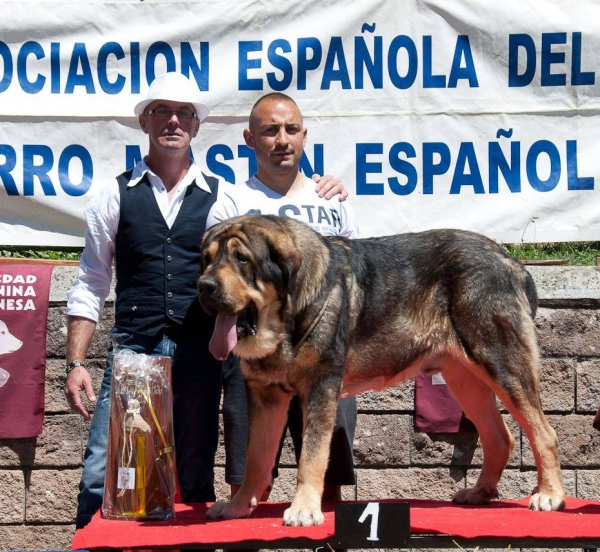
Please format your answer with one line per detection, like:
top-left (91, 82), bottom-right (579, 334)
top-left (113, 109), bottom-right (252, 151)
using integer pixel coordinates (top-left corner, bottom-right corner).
top-left (102, 351), bottom-right (176, 520)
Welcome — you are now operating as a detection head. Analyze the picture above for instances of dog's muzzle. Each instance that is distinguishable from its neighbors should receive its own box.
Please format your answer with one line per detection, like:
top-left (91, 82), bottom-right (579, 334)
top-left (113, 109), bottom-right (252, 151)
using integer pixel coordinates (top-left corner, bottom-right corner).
top-left (197, 275), bottom-right (221, 312)
top-left (197, 275), bottom-right (258, 361)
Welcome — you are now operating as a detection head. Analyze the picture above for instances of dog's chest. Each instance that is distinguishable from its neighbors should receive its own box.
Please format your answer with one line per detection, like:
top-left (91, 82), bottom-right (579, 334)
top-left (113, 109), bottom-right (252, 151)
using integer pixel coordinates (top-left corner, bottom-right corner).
top-left (242, 356), bottom-right (294, 388)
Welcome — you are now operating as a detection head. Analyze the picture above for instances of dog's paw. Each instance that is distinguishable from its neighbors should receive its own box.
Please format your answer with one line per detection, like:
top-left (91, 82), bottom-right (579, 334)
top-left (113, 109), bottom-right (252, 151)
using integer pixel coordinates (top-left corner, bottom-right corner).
top-left (206, 501), bottom-right (235, 520)
top-left (206, 499), bottom-right (256, 521)
top-left (283, 506), bottom-right (324, 526)
top-left (453, 485), bottom-right (498, 505)
top-left (529, 492), bottom-right (566, 511)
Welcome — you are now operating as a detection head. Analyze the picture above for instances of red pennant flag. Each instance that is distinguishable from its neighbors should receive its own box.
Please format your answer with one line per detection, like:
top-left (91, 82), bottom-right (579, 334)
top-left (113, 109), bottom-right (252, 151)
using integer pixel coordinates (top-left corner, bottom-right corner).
top-left (414, 372), bottom-right (476, 433)
top-left (0, 263), bottom-right (53, 438)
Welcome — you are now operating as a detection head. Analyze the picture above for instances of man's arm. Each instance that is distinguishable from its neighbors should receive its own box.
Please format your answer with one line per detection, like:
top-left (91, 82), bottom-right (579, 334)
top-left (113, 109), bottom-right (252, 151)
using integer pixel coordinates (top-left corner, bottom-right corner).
top-left (63, 179), bottom-right (119, 418)
top-left (64, 315), bottom-right (98, 419)
top-left (206, 183), bottom-right (242, 228)
top-left (313, 174), bottom-right (348, 201)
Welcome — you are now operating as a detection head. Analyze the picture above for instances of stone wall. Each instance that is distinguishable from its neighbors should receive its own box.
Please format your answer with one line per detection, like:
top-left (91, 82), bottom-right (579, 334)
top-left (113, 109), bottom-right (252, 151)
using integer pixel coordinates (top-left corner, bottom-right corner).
top-left (0, 265), bottom-right (599, 551)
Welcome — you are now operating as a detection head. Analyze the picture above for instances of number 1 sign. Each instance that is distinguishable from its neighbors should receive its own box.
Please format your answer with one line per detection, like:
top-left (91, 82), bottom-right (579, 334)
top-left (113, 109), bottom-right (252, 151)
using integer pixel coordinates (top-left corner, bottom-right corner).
top-left (334, 502), bottom-right (410, 548)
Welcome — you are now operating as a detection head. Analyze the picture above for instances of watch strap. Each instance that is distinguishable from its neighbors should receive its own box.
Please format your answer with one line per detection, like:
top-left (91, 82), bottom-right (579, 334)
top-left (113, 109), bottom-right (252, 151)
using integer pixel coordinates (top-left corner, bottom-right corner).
top-left (66, 360), bottom-right (86, 375)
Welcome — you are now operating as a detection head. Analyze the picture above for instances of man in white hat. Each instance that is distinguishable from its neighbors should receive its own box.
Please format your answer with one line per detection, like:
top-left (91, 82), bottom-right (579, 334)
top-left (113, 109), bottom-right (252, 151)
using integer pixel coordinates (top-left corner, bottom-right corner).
top-left (64, 72), bottom-right (346, 529)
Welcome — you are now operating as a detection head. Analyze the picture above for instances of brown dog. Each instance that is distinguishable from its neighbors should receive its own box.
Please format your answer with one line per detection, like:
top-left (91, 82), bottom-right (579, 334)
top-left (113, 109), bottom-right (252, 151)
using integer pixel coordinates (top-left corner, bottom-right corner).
top-left (198, 214), bottom-right (565, 526)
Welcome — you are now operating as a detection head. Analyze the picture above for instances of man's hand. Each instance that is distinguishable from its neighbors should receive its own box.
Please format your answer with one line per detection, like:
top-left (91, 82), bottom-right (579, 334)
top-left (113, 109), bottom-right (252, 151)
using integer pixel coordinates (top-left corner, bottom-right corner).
top-left (312, 174), bottom-right (348, 201)
top-left (65, 315), bottom-right (98, 419)
top-left (65, 367), bottom-right (96, 419)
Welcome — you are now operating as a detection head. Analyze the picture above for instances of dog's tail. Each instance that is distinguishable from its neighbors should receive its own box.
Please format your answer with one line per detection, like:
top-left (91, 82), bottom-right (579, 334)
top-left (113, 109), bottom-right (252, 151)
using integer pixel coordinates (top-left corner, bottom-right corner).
top-left (523, 269), bottom-right (538, 319)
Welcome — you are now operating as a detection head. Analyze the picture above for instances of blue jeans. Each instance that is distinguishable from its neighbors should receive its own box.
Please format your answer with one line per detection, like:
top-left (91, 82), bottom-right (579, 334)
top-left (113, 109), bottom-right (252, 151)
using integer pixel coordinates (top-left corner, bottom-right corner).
top-left (76, 327), bottom-right (222, 529)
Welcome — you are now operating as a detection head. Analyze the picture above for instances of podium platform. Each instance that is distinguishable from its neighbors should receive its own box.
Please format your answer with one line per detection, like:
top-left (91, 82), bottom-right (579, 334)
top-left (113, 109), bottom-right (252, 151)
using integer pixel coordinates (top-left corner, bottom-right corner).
top-left (72, 497), bottom-right (600, 550)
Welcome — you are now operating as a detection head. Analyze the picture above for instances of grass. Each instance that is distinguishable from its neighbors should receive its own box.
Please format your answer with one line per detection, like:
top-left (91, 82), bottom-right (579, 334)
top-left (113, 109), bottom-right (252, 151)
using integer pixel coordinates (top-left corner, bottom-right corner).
top-left (1, 242), bottom-right (600, 265)
top-left (501, 241), bottom-right (600, 266)
top-left (0, 246), bottom-right (83, 262)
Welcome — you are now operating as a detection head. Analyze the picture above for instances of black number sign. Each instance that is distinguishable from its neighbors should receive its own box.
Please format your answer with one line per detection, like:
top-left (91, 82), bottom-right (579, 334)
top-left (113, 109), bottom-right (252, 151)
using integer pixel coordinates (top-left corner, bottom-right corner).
top-left (333, 502), bottom-right (410, 548)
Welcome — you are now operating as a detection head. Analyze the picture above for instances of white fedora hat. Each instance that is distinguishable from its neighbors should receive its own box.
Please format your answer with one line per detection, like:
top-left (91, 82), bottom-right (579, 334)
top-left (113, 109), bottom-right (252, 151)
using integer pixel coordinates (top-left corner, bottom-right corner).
top-left (134, 72), bottom-right (210, 121)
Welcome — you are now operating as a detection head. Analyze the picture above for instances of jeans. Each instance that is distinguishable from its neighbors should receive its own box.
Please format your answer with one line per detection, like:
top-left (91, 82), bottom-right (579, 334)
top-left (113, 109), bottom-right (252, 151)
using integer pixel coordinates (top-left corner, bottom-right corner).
top-left (76, 326), bottom-right (222, 529)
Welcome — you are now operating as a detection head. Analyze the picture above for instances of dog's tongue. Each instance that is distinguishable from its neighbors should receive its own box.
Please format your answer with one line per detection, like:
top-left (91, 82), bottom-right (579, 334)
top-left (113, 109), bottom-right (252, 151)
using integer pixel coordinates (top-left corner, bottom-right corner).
top-left (209, 313), bottom-right (238, 360)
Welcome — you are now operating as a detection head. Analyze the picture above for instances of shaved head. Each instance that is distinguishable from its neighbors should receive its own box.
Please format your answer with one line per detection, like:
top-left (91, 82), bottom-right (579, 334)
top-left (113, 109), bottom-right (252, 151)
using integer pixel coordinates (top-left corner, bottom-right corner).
top-left (249, 93), bottom-right (302, 130)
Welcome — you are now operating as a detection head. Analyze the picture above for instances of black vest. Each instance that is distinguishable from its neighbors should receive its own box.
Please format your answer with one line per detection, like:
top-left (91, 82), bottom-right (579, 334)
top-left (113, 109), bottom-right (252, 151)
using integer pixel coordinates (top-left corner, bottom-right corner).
top-left (114, 169), bottom-right (218, 336)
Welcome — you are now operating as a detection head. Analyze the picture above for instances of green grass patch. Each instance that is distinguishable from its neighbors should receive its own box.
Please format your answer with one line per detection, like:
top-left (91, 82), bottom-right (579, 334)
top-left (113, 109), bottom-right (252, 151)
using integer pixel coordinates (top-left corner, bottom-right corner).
top-left (0, 246), bottom-right (83, 262)
top-left (502, 242), bottom-right (600, 266)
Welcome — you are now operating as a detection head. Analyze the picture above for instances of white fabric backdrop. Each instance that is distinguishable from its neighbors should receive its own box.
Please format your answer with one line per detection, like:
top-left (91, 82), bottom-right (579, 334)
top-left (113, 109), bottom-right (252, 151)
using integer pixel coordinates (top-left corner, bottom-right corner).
top-left (0, 0), bottom-right (598, 245)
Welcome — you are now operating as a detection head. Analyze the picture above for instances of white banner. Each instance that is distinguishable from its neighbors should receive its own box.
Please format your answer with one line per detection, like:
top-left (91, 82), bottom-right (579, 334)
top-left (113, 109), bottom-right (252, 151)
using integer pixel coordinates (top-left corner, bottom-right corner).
top-left (0, 0), bottom-right (598, 245)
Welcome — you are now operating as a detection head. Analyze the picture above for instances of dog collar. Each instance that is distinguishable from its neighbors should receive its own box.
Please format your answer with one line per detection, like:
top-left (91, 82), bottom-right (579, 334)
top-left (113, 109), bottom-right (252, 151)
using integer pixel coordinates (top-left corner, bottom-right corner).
top-left (293, 292), bottom-right (333, 353)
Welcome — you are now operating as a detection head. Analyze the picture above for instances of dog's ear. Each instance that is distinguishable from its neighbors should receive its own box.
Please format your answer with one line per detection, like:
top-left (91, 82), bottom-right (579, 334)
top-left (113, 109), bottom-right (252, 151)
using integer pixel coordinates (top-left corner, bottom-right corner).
top-left (263, 217), bottom-right (330, 313)
top-left (266, 232), bottom-right (302, 293)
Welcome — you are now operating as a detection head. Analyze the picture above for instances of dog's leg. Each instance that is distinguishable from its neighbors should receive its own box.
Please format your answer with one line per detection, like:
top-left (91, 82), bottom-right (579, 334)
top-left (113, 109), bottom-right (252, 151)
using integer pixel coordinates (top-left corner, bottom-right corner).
top-left (449, 291), bottom-right (565, 511)
top-left (206, 383), bottom-right (291, 520)
top-left (490, 376), bottom-right (566, 511)
top-left (476, 336), bottom-right (565, 511)
top-left (283, 385), bottom-right (339, 526)
top-left (442, 363), bottom-right (514, 505)
top-left (445, 356), bottom-right (565, 511)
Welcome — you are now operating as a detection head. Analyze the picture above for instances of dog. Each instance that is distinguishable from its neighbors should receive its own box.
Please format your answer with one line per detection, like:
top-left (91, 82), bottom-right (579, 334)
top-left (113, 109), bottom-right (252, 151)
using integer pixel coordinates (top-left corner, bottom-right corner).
top-left (0, 320), bottom-right (22, 355)
top-left (197, 214), bottom-right (565, 526)
top-left (0, 319), bottom-right (22, 388)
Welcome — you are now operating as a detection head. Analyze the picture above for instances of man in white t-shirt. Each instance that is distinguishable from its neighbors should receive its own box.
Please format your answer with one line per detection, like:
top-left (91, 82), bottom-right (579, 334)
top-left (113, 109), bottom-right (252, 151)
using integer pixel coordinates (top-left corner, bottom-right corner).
top-left (206, 173), bottom-right (356, 237)
top-left (207, 93), bottom-right (357, 509)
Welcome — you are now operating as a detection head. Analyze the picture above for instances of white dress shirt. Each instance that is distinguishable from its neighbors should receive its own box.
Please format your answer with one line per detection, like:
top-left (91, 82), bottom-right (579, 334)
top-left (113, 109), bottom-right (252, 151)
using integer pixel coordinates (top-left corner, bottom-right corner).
top-left (66, 159), bottom-right (214, 323)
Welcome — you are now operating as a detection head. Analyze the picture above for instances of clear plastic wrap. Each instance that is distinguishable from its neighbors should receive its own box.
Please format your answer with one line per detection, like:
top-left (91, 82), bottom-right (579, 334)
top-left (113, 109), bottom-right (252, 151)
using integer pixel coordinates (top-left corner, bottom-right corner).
top-left (102, 351), bottom-right (177, 520)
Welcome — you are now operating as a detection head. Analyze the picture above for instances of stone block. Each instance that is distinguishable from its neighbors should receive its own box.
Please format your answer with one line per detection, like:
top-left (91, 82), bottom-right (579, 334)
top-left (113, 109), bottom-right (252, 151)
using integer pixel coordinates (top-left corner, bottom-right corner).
top-left (49, 265), bottom-right (79, 302)
top-left (356, 384), bottom-right (414, 412)
top-left (45, 358), bottom-right (71, 414)
top-left (535, 308), bottom-right (600, 357)
top-left (576, 469), bottom-right (600, 500)
top-left (522, 415), bottom-right (600, 468)
top-left (413, 430), bottom-right (479, 466)
top-left (528, 266), bottom-right (600, 304)
top-left (49, 267), bottom-right (115, 303)
top-left (0, 438), bottom-right (36, 468)
top-left (355, 467), bottom-right (465, 502)
top-left (45, 305), bottom-right (68, 358)
top-left (26, 468), bottom-right (81, 523)
top-left (412, 415), bottom-right (519, 468)
top-left (576, 359), bottom-right (600, 412)
top-left (46, 305), bottom-right (114, 359)
top-left (33, 414), bottom-right (84, 467)
top-left (45, 358), bottom-right (105, 415)
top-left (0, 470), bottom-right (25, 523)
top-left (0, 523), bottom-right (75, 551)
top-left (539, 358), bottom-right (574, 411)
top-left (354, 414), bottom-right (411, 467)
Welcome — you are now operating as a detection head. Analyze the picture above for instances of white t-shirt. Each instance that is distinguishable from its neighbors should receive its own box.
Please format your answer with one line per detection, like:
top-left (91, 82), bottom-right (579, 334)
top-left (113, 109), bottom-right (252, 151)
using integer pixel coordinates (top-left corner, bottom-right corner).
top-left (207, 175), bottom-right (358, 238)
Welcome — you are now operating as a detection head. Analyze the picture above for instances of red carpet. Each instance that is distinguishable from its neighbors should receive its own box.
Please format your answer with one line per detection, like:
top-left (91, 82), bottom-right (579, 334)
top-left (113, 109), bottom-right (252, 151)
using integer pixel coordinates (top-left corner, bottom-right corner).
top-left (72, 497), bottom-right (600, 550)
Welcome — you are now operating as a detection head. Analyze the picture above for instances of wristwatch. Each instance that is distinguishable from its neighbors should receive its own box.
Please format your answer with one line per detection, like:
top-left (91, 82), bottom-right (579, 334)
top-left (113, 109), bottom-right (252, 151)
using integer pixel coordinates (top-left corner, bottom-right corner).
top-left (66, 360), bottom-right (86, 375)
